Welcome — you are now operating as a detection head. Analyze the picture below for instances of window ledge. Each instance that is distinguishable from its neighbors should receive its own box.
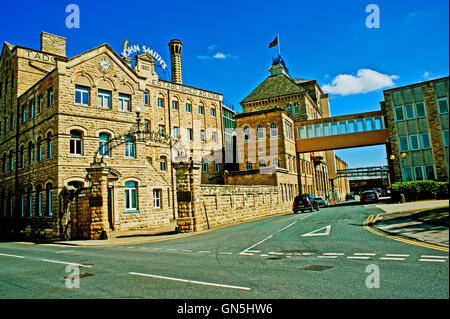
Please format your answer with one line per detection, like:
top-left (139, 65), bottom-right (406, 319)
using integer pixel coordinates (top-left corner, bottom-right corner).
top-left (124, 209), bottom-right (140, 214)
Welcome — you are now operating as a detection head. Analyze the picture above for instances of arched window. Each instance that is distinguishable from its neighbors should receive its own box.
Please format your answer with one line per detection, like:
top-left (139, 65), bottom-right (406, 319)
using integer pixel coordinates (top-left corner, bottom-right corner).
top-left (270, 122), bottom-right (278, 138)
top-left (46, 183), bottom-right (53, 216)
top-left (69, 130), bottom-right (83, 155)
top-left (286, 104), bottom-right (292, 114)
top-left (99, 133), bottom-right (111, 156)
top-left (256, 124), bottom-right (264, 140)
top-left (160, 156), bottom-right (167, 171)
top-left (124, 135), bottom-right (135, 158)
top-left (125, 181), bottom-right (138, 211)
top-left (37, 137), bottom-right (42, 162)
top-left (47, 132), bottom-right (53, 158)
top-left (2, 153), bottom-right (6, 173)
top-left (8, 150), bottom-right (13, 172)
top-left (19, 145), bottom-right (25, 168)
top-left (36, 185), bottom-right (43, 217)
top-left (28, 141), bottom-right (34, 165)
top-left (68, 181), bottom-right (83, 190)
top-left (243, 126), bottom-right (250, 141)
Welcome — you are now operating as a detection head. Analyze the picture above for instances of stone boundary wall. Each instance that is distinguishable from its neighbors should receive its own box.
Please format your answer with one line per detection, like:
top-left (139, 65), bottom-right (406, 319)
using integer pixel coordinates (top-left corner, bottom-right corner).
top-left (197, 184), bottom-right (292, 229)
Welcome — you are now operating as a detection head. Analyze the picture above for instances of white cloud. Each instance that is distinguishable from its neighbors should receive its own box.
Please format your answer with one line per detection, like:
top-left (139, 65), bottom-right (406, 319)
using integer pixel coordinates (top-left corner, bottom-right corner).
top-left (197, 45), bottom-right (238, 60)
top-left (322, 69), bottom-right (399, 96)
top-left (423, 71), bottom-right (430, 78)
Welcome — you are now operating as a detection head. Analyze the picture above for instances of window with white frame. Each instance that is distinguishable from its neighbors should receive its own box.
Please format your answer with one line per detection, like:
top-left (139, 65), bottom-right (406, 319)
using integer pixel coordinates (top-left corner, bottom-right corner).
top-left (443, 130), bottom-right (449, 147)
top-left (99, 133), bottom-right (111, 156)
top-left (160, 156), bottom-right (167, 171)
top-left (153, 189), bottom-right (161, 208)
top-left (125, 181), bottom-right (138, 210)
top-left (438, 98), bottom-right (449, 114)
top-left (409, 135), bottom-right (419, 151)
top-left (119, 93), bottom-right (131, 111)
top-left (172, 100), bottom-right (178, 111)
top-left (246, 161), bottom-right (252, 170)
top-left (124, 135), bottom-right (136, 158)
top-left (256, 124), bottom-right (264, 140)
top-left (270, 123), bottom-right (278, 138)
top-left (394, 106), bottom-right (404, 121)
top-left (405, 104), bottom-right (415, 120)
top-left (185, 103), bottom-right (191, 113)
top-left (398, 136), bottom-right (409, 152)
top-left (415, 102), bottom-right (426, 118)
top-left (98, 89), bottom-right (111, 108)
top-left (157, 97), bottom-right (164, 108)
top-left (144, 90), bottom-right (149, 105)
top-left (75, 85), bottom-right (90, 105)
top-left (69, 130), bottom-right (83, 155)
top-left (413, 166), bottom-right (424, 181)
top-left (419, 133), bottom-right (431, 149)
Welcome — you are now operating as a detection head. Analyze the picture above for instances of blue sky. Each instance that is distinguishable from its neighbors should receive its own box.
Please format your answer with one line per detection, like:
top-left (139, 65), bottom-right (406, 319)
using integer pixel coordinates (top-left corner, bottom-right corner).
top-left (1, 0), bottom-right (448, 167)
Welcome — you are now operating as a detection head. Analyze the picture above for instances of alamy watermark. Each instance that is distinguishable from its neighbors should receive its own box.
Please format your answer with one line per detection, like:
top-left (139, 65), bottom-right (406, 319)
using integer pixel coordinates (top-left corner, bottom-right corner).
top-left (65, 264), bottom-right (80, 288)
top-left (365, 4), bottom-right (380, 29)
top-left (365, 264), bottom-right (380, 288)
top-left (66, 4), bottom-right (80, 29)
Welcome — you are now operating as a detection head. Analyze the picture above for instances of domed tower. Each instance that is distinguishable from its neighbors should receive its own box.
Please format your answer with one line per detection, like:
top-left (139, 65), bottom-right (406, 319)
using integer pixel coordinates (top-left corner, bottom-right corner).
top-left (168, 39), bottom-right (183, 84)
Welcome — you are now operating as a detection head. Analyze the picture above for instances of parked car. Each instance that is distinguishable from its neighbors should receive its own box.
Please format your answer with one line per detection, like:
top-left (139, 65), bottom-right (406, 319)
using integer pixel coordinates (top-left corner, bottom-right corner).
top-left (293, 194), bottom-right (320, 213)
top-left (345, 193), bottom-right (355, 200)
top-left (315, 197), bottom-right (328, 207)
top-left (360, 190), bottom-right (379, 203)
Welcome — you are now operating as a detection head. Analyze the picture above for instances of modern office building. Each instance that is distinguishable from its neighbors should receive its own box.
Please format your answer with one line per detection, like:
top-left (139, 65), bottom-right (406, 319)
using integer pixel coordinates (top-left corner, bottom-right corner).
top-left (382, 77), bottom-right (449, 183)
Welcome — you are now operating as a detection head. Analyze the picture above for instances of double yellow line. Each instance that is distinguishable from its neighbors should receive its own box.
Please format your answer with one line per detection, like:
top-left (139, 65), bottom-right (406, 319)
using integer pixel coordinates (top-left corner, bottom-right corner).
top-left (363, 215), bottom-right (449, 252)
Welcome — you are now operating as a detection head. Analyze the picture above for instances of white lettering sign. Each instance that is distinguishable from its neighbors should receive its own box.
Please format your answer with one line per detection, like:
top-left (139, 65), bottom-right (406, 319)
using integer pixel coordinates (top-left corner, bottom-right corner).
top-left (122, 43), bottom-right (167, 69)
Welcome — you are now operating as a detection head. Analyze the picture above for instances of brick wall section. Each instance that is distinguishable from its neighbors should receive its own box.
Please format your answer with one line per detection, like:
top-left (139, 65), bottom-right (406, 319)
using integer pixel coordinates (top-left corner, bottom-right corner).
top-left (199, 184), bottom-right (291, 229)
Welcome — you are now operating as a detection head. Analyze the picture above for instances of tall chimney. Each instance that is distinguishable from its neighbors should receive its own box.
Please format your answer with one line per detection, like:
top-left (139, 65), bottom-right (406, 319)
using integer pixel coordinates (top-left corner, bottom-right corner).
top-left (40, 32), bottom-right (66, 57)
top-left (168, 39), bottom-right (183, 84)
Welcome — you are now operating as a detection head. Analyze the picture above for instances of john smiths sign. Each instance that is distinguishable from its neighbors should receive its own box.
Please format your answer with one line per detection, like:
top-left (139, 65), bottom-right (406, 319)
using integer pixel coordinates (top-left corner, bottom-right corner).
top-left (122, 41), bottom-right (167, 70)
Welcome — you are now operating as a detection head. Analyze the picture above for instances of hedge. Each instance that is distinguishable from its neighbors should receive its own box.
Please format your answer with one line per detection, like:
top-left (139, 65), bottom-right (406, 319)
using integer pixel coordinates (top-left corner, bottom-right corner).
top-left (391, 180), bottom-right (448, 202)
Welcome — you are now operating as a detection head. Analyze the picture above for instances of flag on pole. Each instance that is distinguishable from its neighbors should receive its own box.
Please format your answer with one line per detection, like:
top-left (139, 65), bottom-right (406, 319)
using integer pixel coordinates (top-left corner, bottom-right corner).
top-left (268, 36), bottom-right (278, 48)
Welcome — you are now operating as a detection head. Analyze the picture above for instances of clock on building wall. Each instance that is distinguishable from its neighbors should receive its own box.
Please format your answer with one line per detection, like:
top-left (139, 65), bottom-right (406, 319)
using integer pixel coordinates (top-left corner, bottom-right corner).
top-left (98, 57), bottom-right (112, 73)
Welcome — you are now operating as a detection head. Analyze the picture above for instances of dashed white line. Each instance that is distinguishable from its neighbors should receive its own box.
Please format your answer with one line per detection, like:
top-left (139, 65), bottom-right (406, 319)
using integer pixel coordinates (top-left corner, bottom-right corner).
top-left (323, 253), bottom-right (345, 256)
top-left (55, 250), bottom-right (75, 254)
top-left (0, 253), bottom-right (25, 259)
top-left (380, 257), bottom-right (406, 261)
top-left (385, 254), bottom-right (409, 258)
top-left (354, 253), bottom-right (377, 256)
top-left (421, 255), bottom-right (448, 259)
top-left (318, 255), bottom-right (338, 259)
top-left (129, 272), bottom-right (251, 291)
top-left (218, 252), bottom-right (232, 255)
top-left (347, 256), bottom-right (371, 260)
top-left (419, 259), bottom-right (447, 263)
top-left (182, 249), bottom-right (193, 252)
top-left (198, 251), bottom-right (211, 254)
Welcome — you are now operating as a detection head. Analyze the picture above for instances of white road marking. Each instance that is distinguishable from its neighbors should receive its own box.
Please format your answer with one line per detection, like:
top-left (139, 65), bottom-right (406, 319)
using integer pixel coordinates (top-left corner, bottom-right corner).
top-left (218, 252), bottom-right (232, 255)
top-left (421, 255), bottom-right (448, 259)
top-left (245, 250), bottom-right (261, 253)
top-left (318, 255), bottom-right (338, 259)
top-left (380, 257), bottom-right (406, 261)
top-left (301, 225), bottom-right (331, 237)
top-left (239, 252), bottom-right (255, 256)
top-left (323, 253), bottom-right (345, 256)
top-left (198, 251), bottom-right (211, 254)
top-left (40, 259), bottom-right (92, 268)
top-left (385, 254), bottom-right (409, 257)
top-left (419, 259), bottom-right (447, 263)
top-left (166, 248), bottom-right (178, 251)
top-left (240, 219), bottom-right (299, 255)
top-left (129, 272), bottom-right (251, 291)
top-left (353, 253), bottom-right (377, 256)
top-left (55, 250), bottom-right (75, 254)
top-left (0, 253), bottom-right (25, 259)
top-left (347, 256), bottom-right (371, 260)
top-left (182, 249), bottom-right (193, 252)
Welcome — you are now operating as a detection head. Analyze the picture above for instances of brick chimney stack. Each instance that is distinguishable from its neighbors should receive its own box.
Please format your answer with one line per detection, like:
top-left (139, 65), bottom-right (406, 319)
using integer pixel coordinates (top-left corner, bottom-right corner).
top-left (168, 39), bottom-right (183, 84)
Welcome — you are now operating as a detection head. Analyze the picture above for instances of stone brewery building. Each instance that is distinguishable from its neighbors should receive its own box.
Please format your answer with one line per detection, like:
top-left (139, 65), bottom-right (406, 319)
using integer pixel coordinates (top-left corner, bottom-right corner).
top-left (0, 32), bottom-right (353, 240)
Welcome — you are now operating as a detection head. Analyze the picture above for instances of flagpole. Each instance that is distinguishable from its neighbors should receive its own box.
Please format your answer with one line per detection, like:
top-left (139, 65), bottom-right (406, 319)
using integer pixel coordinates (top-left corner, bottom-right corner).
top-left (277, 34), bottom-right (281, 57)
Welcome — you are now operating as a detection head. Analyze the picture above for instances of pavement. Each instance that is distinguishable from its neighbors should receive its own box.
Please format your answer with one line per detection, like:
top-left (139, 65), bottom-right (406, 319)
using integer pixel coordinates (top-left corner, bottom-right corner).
top-left (373, 199), bottom-right (449, 248)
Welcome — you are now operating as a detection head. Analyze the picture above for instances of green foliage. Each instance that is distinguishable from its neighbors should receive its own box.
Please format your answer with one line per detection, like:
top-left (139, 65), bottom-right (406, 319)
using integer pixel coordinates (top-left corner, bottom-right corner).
top-left (391, 180), bottom-right (448, 202)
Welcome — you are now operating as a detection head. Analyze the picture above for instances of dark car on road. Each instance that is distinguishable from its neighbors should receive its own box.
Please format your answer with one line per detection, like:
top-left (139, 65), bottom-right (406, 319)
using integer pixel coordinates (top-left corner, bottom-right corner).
top-left (345, 193), bottom-right (355, 200)
top-left (293, 194), bottom-right (320, 213)
top-left (360, 190), bottom-right (379, 203)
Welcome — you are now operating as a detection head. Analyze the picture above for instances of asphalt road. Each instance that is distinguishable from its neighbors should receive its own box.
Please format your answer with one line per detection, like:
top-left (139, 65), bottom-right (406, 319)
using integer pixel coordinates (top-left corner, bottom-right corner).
top-left (0, 201), bottom-right (448, 299)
